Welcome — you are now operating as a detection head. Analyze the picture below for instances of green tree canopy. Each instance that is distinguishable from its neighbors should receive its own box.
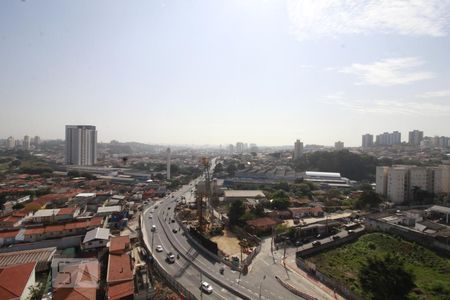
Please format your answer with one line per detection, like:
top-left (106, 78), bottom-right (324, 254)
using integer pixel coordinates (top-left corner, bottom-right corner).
top-left (359, 254), bottom-right (415, 300)
top-left (228, 199), bottom-right (246, 226)
top-left (354, 189), bottom-right (382, 209)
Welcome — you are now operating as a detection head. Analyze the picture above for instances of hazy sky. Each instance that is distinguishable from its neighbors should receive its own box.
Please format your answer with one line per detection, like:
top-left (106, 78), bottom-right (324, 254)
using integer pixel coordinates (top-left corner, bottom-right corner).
top-left (1, 0), bottom-right (450, 146)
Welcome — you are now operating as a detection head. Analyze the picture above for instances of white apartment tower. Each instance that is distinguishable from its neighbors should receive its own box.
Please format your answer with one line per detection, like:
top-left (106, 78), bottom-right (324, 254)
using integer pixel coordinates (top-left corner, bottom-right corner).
top-left (335, 141), bottom-right (344, 151)
top-left (387, 166), bottom-right (410, 204)
top-left (293, 139), bottom-right (304, 160)
top-left (376, 166), bottom-right (390, 196)
top-left (166, 147), bottom-right (171, 180)
top-left (376, 165), bottom-right (450, 204)
top-left (65, 125), bottom-right (97, 165)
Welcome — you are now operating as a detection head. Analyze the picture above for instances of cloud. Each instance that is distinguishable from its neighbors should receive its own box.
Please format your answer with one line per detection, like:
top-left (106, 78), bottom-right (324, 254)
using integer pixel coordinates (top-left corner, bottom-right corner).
top-left (340, 57), bottom-right (434, 86)
top-left (417, 90), bottom-right (450, 98)
top-left (286, 0), bottom-right (450, 40)
top-left (333, 99), bottom-right (450, 116)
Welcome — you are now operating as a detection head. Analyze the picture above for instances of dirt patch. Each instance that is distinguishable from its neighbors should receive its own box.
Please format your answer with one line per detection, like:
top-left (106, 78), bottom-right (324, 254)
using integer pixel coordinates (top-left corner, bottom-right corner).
top-left (211, 229), bottom-right (246, 258)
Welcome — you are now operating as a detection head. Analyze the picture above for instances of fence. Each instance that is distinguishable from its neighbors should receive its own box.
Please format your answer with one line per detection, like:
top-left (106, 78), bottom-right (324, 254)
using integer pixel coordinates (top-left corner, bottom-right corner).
top-left (296, 257), bottom-right (363, 300)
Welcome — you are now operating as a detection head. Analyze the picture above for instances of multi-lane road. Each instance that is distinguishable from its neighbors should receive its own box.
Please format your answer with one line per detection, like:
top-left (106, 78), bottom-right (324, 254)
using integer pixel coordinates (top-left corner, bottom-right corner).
top-left (142, 176), bottom-right (341, 300)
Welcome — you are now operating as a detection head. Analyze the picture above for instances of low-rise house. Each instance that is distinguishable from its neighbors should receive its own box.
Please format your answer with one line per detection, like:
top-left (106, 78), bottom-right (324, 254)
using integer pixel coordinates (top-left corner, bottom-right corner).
top-left (289, 206), bottom-right (324, 219)
top-left (82, 227), bottom-right (111, 250)
top-left (109, 236), bottom-right (131, 255)
top-left (224, 190), bottom-right (266, 203)
top-left (30, 208), bottom-right (78, 224)
top-left (0, 247), bottom-right (56, 272)
top-left (0, 262), bottom-right (36, 300)
top-left (52, 258), bottom-right (99, 300)
top-left (0, 211), bottom-right (27, 228)
top-left (107, 250), bottom-right (134, 300)
top-left (246, 217), bottom-right (278, 234)
top-left (0, 230), bottom-right (20, 247)
top-left (97, 206), bottom-right (122, 217)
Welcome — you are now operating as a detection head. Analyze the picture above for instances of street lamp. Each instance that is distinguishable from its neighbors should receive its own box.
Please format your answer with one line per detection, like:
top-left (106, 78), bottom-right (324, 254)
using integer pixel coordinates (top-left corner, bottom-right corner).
top-left (259, 275), bottom-right (266, 300)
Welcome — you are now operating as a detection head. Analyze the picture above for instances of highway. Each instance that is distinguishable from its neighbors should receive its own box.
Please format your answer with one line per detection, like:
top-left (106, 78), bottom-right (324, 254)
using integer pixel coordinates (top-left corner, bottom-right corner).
top-left (142, 172), bottom-right (339, 299)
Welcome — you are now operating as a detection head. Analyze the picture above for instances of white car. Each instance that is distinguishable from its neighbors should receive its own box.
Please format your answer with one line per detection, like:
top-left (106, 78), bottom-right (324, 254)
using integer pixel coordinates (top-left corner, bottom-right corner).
top-left (156, 245), bottom-right (163, 252)
top-left (201, 281), bottom-right (213, 294)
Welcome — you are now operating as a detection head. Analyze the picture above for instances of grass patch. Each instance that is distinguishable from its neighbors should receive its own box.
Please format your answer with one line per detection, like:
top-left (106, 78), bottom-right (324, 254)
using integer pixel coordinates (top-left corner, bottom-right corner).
top-left (307, 233), bottom-right (450, 299)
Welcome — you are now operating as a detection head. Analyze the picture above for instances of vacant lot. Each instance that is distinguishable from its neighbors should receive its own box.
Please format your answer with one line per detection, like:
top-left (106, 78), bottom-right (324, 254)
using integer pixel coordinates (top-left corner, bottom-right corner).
top-left (307, 233), bottom-right (450, 300)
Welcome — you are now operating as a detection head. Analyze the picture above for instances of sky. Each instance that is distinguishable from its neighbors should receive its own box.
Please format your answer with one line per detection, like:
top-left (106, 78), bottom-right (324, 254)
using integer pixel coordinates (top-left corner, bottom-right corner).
top-left (1, 0), bottom-right (450, 147)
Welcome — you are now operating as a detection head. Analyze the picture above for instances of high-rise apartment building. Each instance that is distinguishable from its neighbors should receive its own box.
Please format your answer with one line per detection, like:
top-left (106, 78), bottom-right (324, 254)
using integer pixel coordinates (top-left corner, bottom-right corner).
top-left (293, 139), bottom-right (304, 160)
top-left (362, 134), bottom-right (373, 148)
top-left (23, 135), bottom-right (30, 150)
top-left (166, 147), bottom-right (171, 180)
top-left (334, 141), bottom-right (344, 151)
top-left (33, 136), bottom-right (41, 147)
top-left (65, 125), bottom-right (97, 165)
top-left (6, 136), bottom-right (15, 149)
top-left (408, 130), bottom-right (423, 146)
top-left (236, 142), bottom-right (244, 154)
top-left (376, 165), bottom-right (450, 204)
top-left (375, 131), bottom-right (401, 146)
top-left (228, 144), bottom-right (234, 154)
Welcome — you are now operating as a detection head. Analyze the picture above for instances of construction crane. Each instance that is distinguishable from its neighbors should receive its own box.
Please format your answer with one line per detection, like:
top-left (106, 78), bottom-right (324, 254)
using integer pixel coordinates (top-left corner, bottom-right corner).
top-left (196, 157), bottom-right (212, 233)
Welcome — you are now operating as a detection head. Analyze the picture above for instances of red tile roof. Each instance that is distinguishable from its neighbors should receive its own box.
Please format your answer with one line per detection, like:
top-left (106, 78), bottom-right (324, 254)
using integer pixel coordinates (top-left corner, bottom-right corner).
top-left (0, 262), bottom-right (36, 299)
top-left (57, 207), bottom-right (76, 216)
top-left (107, 253), bottom-right (133, 284)
top-left (109, 236), bottom-right (130, 254)
top-left (107, 280), bottom-right (134, 300)
top-left (246, 217), bottom-right (277, 228)
top-left (289, 206), bottom-right (323, 214)
top-left (0, 230), bottom-right (19, 239)
top-left (24, 227), bottom-right (45, 235)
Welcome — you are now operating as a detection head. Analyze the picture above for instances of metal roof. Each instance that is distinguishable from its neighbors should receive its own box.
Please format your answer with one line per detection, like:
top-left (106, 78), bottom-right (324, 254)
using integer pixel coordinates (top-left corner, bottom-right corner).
top-left (83, 227), bottom-right (111, 243)
top-left (305, 171), bottom-right (341, 178)
top-left (0, 247), bottom-right (56, 272)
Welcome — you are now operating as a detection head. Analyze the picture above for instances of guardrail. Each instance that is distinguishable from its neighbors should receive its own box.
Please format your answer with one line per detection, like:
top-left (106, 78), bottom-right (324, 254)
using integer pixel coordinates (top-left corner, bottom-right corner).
top-left (274, 275), bottom-right (318, 300)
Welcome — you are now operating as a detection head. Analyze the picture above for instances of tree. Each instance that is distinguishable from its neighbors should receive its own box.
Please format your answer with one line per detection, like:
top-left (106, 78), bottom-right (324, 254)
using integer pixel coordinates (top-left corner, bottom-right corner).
top-left (359, 254), bottom-right (415, 300)
top-left (354, 189), bottom-right (382, 209)
top-left (12, 203), bottom-right (25, 210)
top-left (228, 199), bottom-right (246, 226)
top-left (214, 163), bottom-right (224, 174)
top-left (226, 164), bottom-right (237, 176)
top-left (252, 203), bottom-right (265, 217)
top-left (27, 282), bottom-right (44, 300)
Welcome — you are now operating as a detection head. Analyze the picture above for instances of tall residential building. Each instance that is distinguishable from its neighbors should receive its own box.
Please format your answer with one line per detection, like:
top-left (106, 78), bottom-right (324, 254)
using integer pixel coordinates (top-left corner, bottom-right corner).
top-left (387, 166), bottom-right (410, 204)
top-left (236, 142), bottom-right (244, 154)
top-left (376, 165), bottom-right (450, 204)
top-left (375, 131), bottom-right (401, 146)
top-left (228, 144), bottom-right (234, 154)
top-left (65, 125), bottom-right (97, 165)
top-left (408, 130), bottom-right (423, 146)
top-left (166, 147), bottom-right (171, 180)
top-left (334, 141), bottom-right (344, 151)
top-left (362, 134), bottom-right (373, 148)
top-left (23, 135), bottom-right (30, 150)
top-left (375, 166), bottom-right (390, 196)
top-left (6, 136), bottom-right (15, 149)
top-left (293, 139), bottom-right (304, 160)
top-left (33, 136), bottom-right (41, 147)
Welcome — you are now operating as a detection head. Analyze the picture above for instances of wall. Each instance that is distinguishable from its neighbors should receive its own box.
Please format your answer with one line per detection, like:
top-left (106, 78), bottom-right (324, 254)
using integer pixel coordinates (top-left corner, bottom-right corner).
top-left (0, 235), bottom-right (82, 253)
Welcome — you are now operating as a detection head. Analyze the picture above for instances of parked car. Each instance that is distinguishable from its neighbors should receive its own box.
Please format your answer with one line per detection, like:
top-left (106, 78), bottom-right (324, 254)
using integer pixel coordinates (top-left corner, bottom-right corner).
top-left (348, 230), bottom-right (355, 234)
top-left (312, 240), bottom-right (321, 247)
top-left (201, 281), bottom-right (213, 294)
top-left (332, 235), bottom-right (341, 240)
top-left (172, 228), bottom-right (178, 233)
top-left (156, 245), bottom-right (163, 252)
top-left (151, 225), bottom-right (156, 232)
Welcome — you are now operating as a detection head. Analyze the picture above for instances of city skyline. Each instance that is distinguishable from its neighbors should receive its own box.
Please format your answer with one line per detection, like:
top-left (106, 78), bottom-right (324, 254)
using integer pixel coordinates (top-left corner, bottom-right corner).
top-left (1, 1), bottom-right (450, 146)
